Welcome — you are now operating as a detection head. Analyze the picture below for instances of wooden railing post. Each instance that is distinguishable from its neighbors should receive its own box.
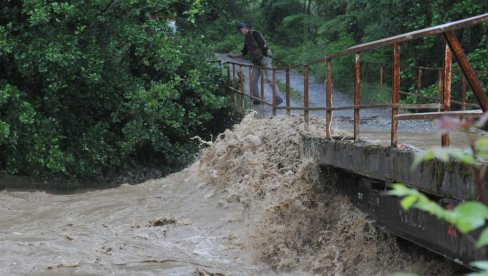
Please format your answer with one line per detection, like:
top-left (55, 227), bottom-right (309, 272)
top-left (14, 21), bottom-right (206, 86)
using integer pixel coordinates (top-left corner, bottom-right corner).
top-left (441, 41), bottom-right (453, 147)
top-left (354, 54), bottom-right (361, 142)
top-left (326, 60), bottom-right (333, 139)
top-left (286, 68), bottom-right (290, 115)
top-left (391, 43), bottom-right (400, 147)
top-left (304, 65), bottom-right (309, 127)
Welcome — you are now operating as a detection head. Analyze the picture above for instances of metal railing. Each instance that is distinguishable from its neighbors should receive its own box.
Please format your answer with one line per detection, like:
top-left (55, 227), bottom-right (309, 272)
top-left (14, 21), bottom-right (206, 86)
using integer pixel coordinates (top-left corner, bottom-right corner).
top-left (218, 13), bottom-right (488, 148)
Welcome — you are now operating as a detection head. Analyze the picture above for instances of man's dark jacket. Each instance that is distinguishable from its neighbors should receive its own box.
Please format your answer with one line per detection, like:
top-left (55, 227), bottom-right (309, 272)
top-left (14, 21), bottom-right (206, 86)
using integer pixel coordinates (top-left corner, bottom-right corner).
top-left (241, 30), bottom-right (272, 64)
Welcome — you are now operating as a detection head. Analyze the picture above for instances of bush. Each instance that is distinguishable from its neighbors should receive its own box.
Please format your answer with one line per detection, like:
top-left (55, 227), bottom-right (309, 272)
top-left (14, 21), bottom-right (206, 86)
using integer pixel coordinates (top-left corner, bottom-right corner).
top-left (0, 1), bottom-right (229, 179)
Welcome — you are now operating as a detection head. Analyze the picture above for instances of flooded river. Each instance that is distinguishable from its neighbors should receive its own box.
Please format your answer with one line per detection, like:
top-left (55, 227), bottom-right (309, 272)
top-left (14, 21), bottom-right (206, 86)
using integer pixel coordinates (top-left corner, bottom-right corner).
top-left (0, 165), bottom-right (279, 275)
top-left (0, 114), bottom-right (467, 275)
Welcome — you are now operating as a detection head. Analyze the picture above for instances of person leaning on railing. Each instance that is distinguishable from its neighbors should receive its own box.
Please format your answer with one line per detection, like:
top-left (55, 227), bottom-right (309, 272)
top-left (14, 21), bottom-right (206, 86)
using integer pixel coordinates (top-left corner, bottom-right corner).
top-left (228, 23), bottom-right (284, 105)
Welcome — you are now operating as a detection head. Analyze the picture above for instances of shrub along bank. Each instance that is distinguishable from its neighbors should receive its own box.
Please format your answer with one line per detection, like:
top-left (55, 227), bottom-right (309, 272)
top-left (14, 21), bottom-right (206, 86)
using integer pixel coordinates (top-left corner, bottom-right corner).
top-left (0, 1), bottom-right (236, 181)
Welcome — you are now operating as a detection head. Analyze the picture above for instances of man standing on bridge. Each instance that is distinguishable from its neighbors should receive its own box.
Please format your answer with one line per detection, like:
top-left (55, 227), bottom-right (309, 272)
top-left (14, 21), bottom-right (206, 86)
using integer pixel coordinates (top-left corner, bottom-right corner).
top-left (228, 23), bottom-right (283, 105)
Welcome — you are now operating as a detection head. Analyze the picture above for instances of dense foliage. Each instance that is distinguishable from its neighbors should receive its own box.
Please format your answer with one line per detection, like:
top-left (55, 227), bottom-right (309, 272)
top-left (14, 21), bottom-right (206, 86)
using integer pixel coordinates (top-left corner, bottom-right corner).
top-left (205, 0), bottom-right (488, 104)
top-left (0, 0), bottom-right (231, 179)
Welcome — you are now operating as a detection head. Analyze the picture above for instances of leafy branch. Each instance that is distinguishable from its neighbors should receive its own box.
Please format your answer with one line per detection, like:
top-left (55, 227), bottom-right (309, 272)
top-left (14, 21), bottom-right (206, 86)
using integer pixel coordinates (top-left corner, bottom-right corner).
top-left (388, 114), bottom-right (488, 275)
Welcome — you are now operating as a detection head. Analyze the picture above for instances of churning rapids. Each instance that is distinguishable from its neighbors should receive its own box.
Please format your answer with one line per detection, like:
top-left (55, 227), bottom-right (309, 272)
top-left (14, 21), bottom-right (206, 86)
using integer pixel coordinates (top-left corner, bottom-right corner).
top-left (0, 113), bottom-right (465, 275)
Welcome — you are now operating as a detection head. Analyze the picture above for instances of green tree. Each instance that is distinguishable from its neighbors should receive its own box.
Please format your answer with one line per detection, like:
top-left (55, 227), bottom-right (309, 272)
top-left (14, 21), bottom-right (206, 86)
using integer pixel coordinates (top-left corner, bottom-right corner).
top-left (0, 0), bottom-right (229, 180)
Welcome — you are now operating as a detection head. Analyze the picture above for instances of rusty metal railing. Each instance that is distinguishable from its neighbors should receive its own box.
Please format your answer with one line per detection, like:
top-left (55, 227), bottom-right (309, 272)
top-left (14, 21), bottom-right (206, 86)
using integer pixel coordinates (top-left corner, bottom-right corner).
top-left (358, 62), bottom-right (487, 111)
top-left (219, 13), bottom-right (488, 148)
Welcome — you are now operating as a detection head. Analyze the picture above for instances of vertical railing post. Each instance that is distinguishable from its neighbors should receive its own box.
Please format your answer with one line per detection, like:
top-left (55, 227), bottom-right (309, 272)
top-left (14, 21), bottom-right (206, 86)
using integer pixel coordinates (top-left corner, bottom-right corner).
top-left (380, 64), bottom-right (384, 88)
top-left (461, 75), bottom-right (467, 111)
top-left (416, 66), bottom-right (422, 112)
top-left (260, 67), bottom-right (265, 106)
top-left (437, 69), bottom-right (443, 111)
top-left (442, 42), bottom-right (453, 147)
top-left (240, 67), bottom-right (245, 114)
top-left (249, 65), bottom-right (254, 109)
top-left (304, 65), bottom-right (309, 127)
top-left (286, 68), bottom-right (291, 115)
top-left (354, 54), bottom-right (361, 143)
top-left (326, 60), bottom-right (333, 139)
top-left (272, 69), bottom-right (277, 116)
top-left (391, 43), bottom-right (400, 148)
top-left (226, 63), bottom-right (230, 83)
top-left (232, 64), bottom-right (236, 106)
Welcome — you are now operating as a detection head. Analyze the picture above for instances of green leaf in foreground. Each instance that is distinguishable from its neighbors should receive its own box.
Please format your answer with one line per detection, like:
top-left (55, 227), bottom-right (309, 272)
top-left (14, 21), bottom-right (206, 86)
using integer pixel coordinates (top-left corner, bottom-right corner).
top-left (400, 195), bottom-right (418, 210)
top-left (453, 202), bottom-right (488, 233)
top-left (468, 261), bottom-right (488, 276)
top-left (477, 229), bottom-right (488, 248)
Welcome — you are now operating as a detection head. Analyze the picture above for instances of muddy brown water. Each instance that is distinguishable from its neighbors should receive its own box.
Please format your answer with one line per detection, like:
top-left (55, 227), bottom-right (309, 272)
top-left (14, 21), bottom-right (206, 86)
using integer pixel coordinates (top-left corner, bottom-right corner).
top-left (0, 165), bottom-right (283, 275)
top-left (0, 116), bottom-right (476, 274)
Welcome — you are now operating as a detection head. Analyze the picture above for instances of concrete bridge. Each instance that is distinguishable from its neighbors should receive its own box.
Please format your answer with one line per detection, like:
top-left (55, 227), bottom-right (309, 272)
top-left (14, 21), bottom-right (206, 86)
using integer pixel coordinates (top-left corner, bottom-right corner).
top-left (218, 14), bottom-right (488, 268)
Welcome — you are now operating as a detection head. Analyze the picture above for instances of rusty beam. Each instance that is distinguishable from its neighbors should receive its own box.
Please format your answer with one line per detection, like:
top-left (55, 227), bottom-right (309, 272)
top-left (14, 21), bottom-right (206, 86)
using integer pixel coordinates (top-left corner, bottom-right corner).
top-left (232, 64), bottom-right (236, 90)
top-left (354, 54), bottom-right (361, 143)
top-left (286, 68), bottom-right (291, 115)
top-left (380, 64), bottom-right (384, 88)
top-left (229, 87), bottom-right (273, 106)
top-left (391, 43), bottom-right (400, 147)
top-left (326, 60), bottom-right (333, 139)
top-left (325, 103), bottom-right (442, 111)
top-left (444, 31), bottom-right (488, 112)
top-left (232, 64), bottom-right (236, 105)
top-left (277, 106), bottom-right (325, 111)
top-left (437, 69), bottom-right (443, 109)
top-left (327, 14), bottom-right (488, 60)
top-left (275, 105), bottom-right (437, 111)
top-left (442, 42), bottom-right (453, 147)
